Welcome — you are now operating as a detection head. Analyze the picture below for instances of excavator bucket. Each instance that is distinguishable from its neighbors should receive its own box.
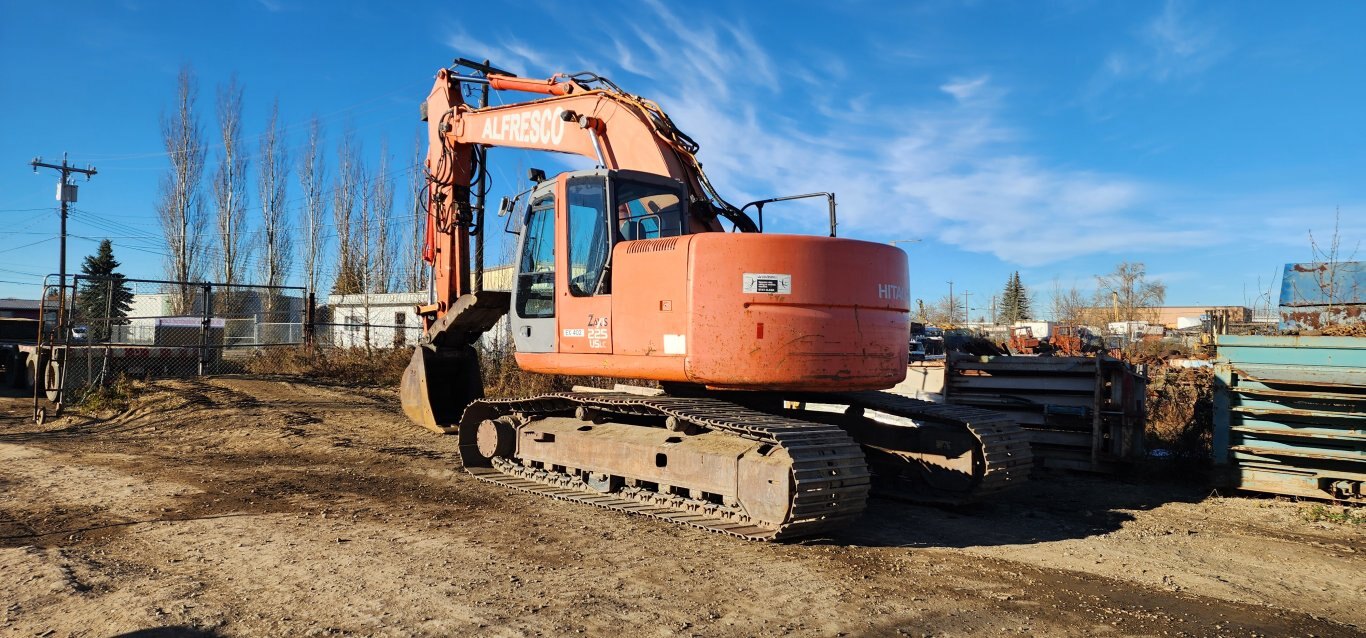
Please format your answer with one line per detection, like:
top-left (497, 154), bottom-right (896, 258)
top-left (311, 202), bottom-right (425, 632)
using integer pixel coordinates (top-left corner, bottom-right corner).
top-left (401, 344), bottom-right (485, 434)
top-left (399, 291), bottom-right (511, 434)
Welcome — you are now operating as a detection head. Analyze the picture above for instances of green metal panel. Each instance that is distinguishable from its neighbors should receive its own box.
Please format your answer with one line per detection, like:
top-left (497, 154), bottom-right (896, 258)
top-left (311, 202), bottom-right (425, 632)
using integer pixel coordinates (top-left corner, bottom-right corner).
top-left (1214, 335), bottom-right (1366, 501)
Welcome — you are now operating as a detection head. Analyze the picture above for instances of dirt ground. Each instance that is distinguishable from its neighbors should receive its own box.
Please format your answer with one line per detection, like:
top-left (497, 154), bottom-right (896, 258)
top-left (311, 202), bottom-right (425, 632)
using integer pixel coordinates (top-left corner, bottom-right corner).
top-left (0, 376), bottom-right (1361, 638)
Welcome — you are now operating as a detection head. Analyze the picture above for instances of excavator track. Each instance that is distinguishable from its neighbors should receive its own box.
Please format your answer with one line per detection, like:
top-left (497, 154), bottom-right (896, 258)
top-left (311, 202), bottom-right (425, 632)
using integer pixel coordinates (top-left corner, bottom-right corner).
top-left (824, 391), bottom-right (1034, 504)
top-left (457, 392), bottom-right (870, 541)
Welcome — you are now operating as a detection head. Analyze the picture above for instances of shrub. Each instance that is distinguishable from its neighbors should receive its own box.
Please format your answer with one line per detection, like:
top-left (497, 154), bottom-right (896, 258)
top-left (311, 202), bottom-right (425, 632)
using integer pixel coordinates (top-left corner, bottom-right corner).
top-left (73, 373), bottom-right (143, 414)
top-left (1145, 364), bottom-right (1214, 459)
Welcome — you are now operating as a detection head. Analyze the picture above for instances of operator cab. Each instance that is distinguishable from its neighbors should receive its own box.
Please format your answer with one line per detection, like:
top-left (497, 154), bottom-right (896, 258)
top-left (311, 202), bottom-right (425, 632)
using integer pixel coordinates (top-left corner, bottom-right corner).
top-left (511, 169), bottom-right (689, 352)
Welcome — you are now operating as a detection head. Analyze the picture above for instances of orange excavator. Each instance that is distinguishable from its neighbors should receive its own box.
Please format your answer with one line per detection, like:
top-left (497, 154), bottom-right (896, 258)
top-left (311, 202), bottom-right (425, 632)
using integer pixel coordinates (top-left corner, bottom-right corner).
top-left (400, 59), bottom-right (1032, 540)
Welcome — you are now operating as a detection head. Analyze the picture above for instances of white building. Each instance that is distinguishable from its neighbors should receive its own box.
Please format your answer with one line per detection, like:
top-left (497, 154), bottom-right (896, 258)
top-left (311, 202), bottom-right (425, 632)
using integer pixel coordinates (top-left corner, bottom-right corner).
top-left (124, 290), bottom-right (306, 322)
top-left (324, 266), bottom-right (513, 350)
top-left (115, 290), bottom-right (305, 346)
top-left (325, 291), bottom-right (428, 349)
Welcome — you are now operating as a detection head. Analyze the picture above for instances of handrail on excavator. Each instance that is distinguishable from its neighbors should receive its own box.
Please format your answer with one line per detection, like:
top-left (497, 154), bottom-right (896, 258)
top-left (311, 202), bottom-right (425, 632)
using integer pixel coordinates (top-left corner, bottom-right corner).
top-left (740, 192), bottom-right (838, 237)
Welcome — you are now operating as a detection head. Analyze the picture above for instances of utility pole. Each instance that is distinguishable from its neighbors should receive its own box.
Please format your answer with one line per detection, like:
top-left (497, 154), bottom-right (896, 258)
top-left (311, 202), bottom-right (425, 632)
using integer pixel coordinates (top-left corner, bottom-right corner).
top-left (946, 280), bottom-right (954, 325)
top-left (31, 152), bottom-right (97, 305)
top-left (964, 291), bottom-right (973, 325)
top-left (471, 60), bottom-right (491, 293)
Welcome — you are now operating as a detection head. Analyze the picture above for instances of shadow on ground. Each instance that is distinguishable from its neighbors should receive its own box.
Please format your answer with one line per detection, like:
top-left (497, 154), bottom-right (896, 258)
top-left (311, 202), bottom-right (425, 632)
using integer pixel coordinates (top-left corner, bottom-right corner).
top-left (828, 467), bottom-right (1211, 549)
top-left (110, 628), bottom-right (221, 638)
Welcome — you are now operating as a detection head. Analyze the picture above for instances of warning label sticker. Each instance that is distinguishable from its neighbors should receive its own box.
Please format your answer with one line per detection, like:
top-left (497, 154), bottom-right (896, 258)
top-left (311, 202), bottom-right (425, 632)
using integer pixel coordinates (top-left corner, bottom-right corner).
top-left (742, 273), bottom-right (792, 295)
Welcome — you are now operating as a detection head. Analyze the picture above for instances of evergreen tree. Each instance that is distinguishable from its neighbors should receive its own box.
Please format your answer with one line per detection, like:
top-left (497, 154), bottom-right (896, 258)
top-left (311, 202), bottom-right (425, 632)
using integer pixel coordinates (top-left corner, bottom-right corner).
top-left (75, 239), bottom-right (134, 341)
top-left (1001, 271), bottom-right (1031, 324)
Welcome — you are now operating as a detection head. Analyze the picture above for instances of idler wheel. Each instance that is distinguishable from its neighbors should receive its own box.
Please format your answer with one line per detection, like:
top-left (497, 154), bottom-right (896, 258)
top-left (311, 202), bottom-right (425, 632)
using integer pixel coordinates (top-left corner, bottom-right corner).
top-left (476, 416), bottom-right (518, 460)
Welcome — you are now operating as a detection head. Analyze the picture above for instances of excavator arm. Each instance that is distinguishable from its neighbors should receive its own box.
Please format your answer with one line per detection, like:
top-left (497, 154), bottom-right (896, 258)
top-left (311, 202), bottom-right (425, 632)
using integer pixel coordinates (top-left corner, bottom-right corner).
top-left (417, 67), bottom-right (754, 323)
top-left (402, 64), bottom-right (755, 431)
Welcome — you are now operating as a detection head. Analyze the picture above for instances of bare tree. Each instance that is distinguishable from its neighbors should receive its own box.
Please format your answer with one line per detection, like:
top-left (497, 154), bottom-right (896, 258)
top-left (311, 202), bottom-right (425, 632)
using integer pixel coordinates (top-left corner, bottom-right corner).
top-left (405, 131), bottom-right (429, 292)
top-left (1049, 278), bottom-right (1090, 326)
top-left (371, 142), bottom-right (395, 294)
top-left (298, 117), bottom-right (327, 300)
top-left (1305, 208), bottom-right (1361, 320)
top-left (1095, 262), bottom-right (1165, 323)
top-left (356, 158), bottom-right (374, 350)
top-left (922, 293), bottom-right (959, 326)
top-left (156, 65), bottom-right (209, 314)
top-left (212, 75), bottom-right (250, 295)
top-left (1244, 268), bottom-right (1280, 324)
top-left (257, 99), bottom-right (291, 315)
top-left (331, 128), bottom-right (364, 295)
top-left (358, 158), bottom-right (373, 290)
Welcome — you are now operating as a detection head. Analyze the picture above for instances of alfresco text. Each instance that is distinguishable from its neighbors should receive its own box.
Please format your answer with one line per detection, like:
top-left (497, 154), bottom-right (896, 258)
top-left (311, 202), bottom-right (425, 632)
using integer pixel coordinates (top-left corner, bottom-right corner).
top-left (480, 107), bottom-right (568, 146)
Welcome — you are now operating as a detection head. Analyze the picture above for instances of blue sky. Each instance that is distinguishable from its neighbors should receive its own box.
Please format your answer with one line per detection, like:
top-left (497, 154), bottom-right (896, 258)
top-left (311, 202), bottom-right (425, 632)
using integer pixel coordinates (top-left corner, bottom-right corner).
top-left (1, 0), bottom-right (1362, 318)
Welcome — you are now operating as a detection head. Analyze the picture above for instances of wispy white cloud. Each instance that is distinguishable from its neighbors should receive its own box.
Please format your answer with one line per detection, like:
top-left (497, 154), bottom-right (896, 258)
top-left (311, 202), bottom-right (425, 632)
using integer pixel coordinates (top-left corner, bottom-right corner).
top-left (1088, 0), bottom-right (1229, 101)
top-left (445, 26), bottom-right (550, 78)
top-left (1143, 0), bottom-right (1225, 81)
top-left (940, 75), bottom-right (992, 103)
top-left (445, 3), bottom-right (1224, 267)
top-left (609, 36), bottom-right (654, 79)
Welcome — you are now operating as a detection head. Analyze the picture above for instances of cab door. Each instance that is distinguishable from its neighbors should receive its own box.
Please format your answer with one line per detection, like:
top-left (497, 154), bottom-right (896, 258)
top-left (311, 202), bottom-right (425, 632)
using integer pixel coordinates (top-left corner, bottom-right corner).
top-left (510, 182), bottom-right (557, 353)
top-left (556, 172), bottom-right (614, 354)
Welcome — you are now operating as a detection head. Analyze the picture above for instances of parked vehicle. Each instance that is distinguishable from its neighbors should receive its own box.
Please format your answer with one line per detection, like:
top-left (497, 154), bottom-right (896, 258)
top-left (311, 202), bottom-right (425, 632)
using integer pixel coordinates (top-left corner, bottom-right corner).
top-left (909, 339), bottom-right (927, 362)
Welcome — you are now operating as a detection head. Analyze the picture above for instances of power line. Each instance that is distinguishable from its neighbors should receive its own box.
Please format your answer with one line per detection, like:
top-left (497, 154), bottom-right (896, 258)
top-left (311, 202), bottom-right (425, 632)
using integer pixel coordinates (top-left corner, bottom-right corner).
top-left (68, 197), bottom-right (424, 241)
top-left (0, 237), bottom-right (58, 254)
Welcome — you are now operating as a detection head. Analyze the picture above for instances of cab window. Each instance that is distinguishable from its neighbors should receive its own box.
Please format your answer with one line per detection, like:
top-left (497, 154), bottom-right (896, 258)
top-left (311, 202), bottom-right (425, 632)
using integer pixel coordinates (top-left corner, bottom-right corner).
top-left (566, 178), bottom-right (611, 297)
top-left (615, 180), bottom-right (685, 241)
top-left (516, 194), bottom-right (556, 318)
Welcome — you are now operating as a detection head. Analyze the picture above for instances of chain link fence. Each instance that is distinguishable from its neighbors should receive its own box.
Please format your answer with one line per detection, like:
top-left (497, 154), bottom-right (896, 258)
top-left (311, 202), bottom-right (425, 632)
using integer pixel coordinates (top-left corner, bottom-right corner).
top-left (47, 275), bottom-right (306, 400)
top-left (33, 276), bottom-right (515, 406)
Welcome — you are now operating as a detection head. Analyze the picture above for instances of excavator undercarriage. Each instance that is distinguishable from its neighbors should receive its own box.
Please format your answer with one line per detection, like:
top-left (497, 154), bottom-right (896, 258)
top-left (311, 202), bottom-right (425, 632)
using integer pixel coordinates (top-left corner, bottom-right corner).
top-left (447, 388), bottom-right (1033, 540)
top-left (459, 393), bottom-right (869, 540)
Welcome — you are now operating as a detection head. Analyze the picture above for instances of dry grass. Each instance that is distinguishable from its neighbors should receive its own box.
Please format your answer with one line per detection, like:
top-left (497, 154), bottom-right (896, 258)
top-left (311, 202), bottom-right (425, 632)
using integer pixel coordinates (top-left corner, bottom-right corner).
top-left (1145, 364), bottom-right (1214, 459)
top-left (72, 374), bottom-right (144, 414)
top-left (243, 342), bottom-right (655, 397)
top-left (478, 340), bottom-right (656, 398)
top-left (244, 346), bottom-right (412, 387)
top-left (478, 342), bottom-right (569, 398)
